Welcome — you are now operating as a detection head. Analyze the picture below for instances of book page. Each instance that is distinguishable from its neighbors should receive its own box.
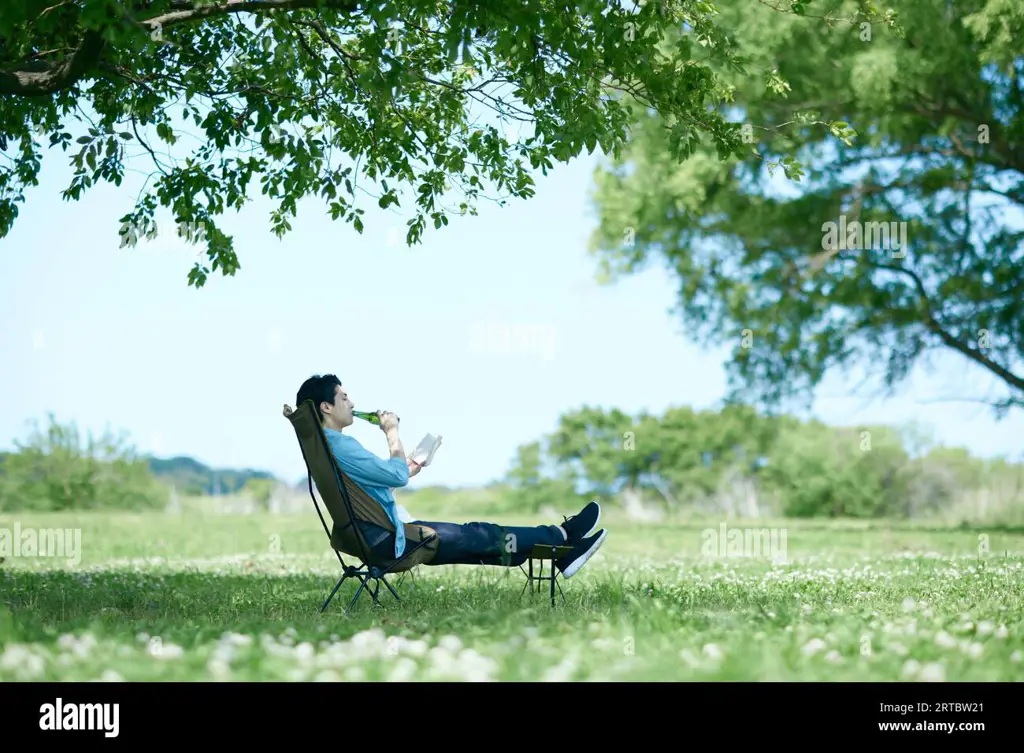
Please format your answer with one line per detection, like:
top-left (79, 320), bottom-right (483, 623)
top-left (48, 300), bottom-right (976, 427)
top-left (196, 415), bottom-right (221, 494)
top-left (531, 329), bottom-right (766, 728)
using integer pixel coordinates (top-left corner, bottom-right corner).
top-left (411, 433), bottom-right (442, 465)
top-left (423, 435), bottom-right (441, 465)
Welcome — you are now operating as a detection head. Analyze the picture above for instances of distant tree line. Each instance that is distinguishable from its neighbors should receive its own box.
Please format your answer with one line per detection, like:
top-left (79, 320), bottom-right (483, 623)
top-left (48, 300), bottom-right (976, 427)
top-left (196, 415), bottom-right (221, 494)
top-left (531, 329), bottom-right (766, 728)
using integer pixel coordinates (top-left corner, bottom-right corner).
top-left (0, 414), bottom-right (279, 512)
top-left (3, 409), bottom-right (1020, 521)
top-left (145, 455), bottom-right (277, 496)
top-left (502, 405), bottom-right (1024, 520)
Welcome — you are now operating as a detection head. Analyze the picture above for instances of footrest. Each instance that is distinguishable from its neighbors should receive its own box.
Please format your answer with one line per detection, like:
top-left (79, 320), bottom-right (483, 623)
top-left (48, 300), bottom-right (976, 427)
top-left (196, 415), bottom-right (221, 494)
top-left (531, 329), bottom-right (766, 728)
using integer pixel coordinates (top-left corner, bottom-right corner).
top-left (519, 544), bottom-right (573, 607)
top-left (528, 544), bottom-right (574, 560)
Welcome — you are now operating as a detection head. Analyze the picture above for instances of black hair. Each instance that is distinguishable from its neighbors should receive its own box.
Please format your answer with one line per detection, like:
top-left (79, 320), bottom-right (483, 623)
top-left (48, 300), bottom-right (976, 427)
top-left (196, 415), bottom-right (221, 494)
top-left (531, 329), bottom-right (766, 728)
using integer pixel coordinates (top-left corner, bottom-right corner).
top-left (296, 374), bottom-right (342, 422)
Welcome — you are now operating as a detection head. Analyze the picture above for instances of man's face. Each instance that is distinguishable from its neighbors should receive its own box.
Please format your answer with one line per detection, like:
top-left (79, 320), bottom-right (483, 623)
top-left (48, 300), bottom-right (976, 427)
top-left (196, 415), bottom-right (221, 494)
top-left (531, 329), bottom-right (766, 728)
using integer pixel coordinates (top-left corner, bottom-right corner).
top-left (323, 384), bottom-right (354, 428)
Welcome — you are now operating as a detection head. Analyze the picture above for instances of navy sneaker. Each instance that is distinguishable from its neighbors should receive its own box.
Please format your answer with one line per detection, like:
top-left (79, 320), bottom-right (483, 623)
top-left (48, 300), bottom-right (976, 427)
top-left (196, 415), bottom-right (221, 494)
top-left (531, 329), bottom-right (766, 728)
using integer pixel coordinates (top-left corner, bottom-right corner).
top-left (556, 529), bottom-right (607, 578)
top-left (561, 501), bottom-right (600, 544)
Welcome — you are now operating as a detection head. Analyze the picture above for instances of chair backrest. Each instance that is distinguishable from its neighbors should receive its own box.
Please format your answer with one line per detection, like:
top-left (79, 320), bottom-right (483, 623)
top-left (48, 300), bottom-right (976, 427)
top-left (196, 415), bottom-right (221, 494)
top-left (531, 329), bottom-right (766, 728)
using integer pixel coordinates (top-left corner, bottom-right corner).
top-left (283, 400), bottom-right (395, 558)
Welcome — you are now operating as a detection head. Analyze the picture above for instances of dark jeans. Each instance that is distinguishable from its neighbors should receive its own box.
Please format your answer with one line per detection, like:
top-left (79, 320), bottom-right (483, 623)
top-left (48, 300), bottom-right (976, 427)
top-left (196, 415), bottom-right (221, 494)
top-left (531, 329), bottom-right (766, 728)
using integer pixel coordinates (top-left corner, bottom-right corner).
top-left (357, 519), bottom-right (564, 567)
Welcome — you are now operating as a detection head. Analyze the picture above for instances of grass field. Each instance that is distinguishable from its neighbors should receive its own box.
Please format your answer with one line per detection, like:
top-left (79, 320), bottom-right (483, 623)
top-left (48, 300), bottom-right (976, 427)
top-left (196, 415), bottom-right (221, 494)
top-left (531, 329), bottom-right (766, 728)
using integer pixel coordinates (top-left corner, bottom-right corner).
top-left (1, 505), bottom-right (1023, 681)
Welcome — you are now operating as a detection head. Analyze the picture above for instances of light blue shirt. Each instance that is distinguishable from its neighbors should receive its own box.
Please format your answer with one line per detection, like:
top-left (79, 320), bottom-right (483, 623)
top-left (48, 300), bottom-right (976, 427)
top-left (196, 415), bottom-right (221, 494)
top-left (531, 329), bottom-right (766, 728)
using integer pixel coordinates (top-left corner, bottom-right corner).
top-left (323, 428), bottom-right (409, 558)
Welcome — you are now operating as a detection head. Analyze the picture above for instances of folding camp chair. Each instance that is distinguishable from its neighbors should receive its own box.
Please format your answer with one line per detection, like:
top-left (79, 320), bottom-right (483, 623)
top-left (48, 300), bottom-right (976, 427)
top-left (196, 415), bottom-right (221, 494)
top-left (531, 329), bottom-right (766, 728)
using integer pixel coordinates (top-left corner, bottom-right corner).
top-left (282, 400), bottom-right (439, 615)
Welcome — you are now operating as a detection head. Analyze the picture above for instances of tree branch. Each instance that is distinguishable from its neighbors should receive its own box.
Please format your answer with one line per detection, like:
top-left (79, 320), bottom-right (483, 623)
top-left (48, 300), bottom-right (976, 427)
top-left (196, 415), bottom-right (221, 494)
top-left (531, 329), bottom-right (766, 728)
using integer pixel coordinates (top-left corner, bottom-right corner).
top-left (866, 259), bottom-right (1024, 394)
top-left (143, 0), bottom-right (361, 30)
top-left (0, 30), bottom-right (106, 96)
top-left (0, 0), bottom-right (363, 97)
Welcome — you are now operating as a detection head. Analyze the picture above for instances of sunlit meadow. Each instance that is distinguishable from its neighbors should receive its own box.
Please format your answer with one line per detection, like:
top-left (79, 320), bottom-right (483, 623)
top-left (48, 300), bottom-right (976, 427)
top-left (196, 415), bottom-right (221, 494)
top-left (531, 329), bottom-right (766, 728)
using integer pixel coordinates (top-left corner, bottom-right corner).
top-left (1, 504), bottom-right (1023, 681)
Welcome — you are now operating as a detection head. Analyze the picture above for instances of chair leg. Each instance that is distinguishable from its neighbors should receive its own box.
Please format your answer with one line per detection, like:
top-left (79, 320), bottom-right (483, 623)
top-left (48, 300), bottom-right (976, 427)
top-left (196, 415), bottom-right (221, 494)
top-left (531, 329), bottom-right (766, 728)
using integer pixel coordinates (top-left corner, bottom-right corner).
top-left (326, 535), bottom-right (436, 615)
top-left (518, 563), bottom-right (531, 599)
top-left (381, 575), bottom-right (401, 602)
top-left (395, 568), bottom-right (418, 592)
top-left (320, 573), bottom-right (349, 614)
top-left (322, 571), bottom-right (404, 616)
top-left (344, 575), bottom-right (369, 616)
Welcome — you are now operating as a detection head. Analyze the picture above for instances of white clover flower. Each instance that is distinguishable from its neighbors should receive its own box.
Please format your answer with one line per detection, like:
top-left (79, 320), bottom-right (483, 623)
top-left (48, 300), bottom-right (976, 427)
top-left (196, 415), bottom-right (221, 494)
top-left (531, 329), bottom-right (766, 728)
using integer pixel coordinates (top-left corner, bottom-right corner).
top-left (388, 657), bottom-right (419, 681)
top-left (207, 659), bottom-right (231, 680)
top-left (401, 639), bottom-right (429, 658)
top-left (703, 643), bottom-right (724, 661)
top-left (964, 642), bottom-right (983, 659)
top-left (801, 638), bottom-right (827, 657)
top-left (542, 656), bottom-right (577, 682)
top-left (901, 659), bottom-right (921, 679)
top-left (439, 635), bottom-right (462, 653)
top-left (295, 642), bottom-right (315, 663)
top-left (918, 662), bottom-right (945, 682)
top-left (221, 632), bottom-right (253, 647)
top-left (149, 641), bottom-right (184, 660)
top-left (0, 645), bottom-right (45, 680)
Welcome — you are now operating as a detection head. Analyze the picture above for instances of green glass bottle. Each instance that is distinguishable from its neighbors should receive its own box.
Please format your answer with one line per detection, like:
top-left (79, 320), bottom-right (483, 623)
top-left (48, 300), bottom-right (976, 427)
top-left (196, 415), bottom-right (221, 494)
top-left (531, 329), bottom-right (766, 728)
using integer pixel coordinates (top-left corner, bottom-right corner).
top-left (352, 410), bottom-right (381, 425)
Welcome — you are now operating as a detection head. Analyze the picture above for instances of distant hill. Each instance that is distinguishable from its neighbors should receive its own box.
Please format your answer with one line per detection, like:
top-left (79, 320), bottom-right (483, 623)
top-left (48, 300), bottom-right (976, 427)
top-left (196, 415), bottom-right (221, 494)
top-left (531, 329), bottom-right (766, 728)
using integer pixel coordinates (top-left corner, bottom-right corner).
top-left (144, 455), bottom-right (280, 496)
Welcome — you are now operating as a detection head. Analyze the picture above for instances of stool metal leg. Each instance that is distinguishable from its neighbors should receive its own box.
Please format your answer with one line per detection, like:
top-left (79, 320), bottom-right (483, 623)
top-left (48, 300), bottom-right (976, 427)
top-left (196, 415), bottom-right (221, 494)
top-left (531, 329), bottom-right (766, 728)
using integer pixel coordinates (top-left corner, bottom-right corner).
top-left (519, 547), bottom-right (567, 607)
top-left (550, 562), bottom-right (556, 606)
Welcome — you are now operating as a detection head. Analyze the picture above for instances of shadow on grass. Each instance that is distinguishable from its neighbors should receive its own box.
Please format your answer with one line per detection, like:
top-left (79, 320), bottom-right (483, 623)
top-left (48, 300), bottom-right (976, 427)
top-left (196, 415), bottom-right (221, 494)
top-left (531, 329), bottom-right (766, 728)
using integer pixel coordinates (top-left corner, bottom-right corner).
top-left (0, 566), bottom-right (642, 644)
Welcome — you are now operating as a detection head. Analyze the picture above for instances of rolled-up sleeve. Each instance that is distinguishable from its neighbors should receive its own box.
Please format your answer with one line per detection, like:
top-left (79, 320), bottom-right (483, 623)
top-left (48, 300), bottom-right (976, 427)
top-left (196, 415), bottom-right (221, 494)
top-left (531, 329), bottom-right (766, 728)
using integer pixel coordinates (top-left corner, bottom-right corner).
top-left (328, 434), bottom-right (410, 489)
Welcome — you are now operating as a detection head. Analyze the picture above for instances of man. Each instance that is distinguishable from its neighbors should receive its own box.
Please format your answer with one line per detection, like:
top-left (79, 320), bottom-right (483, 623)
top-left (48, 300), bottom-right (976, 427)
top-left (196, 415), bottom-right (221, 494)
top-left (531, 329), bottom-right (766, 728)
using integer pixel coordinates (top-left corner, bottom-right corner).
top-left (295, 374), bottom-right (607, 578)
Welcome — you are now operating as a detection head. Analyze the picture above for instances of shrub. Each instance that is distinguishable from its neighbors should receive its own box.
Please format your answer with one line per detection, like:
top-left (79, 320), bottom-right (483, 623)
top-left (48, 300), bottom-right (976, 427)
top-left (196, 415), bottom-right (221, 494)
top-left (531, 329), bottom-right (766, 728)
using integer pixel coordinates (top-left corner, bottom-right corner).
top-left (0, 414), bottom-right (168, 512)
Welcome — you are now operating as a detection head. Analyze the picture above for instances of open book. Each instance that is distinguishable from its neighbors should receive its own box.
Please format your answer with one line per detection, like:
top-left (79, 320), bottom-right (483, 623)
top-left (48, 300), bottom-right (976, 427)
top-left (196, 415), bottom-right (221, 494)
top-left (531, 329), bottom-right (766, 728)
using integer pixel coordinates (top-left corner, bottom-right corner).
top-left (409, 433), bottom-right (443, 467)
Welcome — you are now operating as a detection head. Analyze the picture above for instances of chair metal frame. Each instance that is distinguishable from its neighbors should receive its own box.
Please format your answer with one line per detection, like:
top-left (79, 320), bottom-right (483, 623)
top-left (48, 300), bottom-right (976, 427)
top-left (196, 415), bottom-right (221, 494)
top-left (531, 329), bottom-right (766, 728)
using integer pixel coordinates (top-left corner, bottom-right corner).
top-left (286, 400), bottom-right (437, 615)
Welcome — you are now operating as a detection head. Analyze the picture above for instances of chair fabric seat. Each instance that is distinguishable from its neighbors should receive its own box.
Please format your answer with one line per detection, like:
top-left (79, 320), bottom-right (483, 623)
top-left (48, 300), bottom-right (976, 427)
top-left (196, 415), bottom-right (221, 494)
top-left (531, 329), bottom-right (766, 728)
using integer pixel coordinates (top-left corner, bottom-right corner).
top-left (332, 521), bottom-right (438, 573)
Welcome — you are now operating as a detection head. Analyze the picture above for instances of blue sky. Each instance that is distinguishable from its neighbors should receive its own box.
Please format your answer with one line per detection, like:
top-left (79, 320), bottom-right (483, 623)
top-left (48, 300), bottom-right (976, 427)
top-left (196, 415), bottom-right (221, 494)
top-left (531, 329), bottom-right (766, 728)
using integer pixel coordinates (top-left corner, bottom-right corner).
top-left (2, 131), bottom-right (1022, 489)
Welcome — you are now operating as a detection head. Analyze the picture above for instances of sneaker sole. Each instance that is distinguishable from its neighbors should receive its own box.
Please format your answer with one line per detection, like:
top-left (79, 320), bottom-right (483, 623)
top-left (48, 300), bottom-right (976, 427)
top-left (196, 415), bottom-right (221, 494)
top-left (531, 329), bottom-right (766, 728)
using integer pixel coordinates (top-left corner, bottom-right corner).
top-left (561, 529), bottom-right (607, 579)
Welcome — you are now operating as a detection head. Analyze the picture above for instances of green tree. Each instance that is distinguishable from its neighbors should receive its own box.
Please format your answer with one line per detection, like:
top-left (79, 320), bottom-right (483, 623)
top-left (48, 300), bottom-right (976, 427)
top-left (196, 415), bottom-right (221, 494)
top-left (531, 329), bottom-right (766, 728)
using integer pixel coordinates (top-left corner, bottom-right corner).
top-left (503, 439), bottom-right (578, 513)
top-left (241, 476), bottom-right (276, 509)
top-left (0, 0), bottom-right (892, 287)
top-left (0, 414), bottom-right (168, 511)
top-left (760, 422), bottom-right (913, 518)
top-left (508, 402), bottom-right (1022, 520)
top-left (653, 404), bottom-right (782, 502)
top-left (587, 0), bottom-right (1023, 417)
top-left (546, 406), bottom-right (632, 497)
top-left (529, 403), bottom-right (782, 510)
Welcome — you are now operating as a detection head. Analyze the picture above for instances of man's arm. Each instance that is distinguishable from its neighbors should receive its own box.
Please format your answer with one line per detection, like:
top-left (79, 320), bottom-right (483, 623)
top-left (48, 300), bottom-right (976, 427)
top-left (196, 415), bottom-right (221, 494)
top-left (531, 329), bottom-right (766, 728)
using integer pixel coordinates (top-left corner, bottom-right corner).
top-left (379, 411), bottom-right (417, 482)
top-left (384, 424), bottom-right (406, 463)
top-left (328, 433), bottom-right (410, 489)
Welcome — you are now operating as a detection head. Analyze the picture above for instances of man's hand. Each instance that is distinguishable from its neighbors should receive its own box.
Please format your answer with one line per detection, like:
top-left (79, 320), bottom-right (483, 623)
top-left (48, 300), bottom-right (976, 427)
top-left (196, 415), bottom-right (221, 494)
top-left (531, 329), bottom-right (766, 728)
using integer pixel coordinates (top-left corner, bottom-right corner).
top-left (407, 458), bottom-right (424, 477)
top-left (377, 411), bottom-right (400, 433)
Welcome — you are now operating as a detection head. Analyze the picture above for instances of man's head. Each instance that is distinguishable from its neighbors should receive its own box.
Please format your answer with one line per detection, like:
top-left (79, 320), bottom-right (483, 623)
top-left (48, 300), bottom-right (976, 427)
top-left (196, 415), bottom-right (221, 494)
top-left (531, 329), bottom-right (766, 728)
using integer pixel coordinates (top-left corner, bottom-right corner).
top-left (296, 373), bottom-right (353, 430)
